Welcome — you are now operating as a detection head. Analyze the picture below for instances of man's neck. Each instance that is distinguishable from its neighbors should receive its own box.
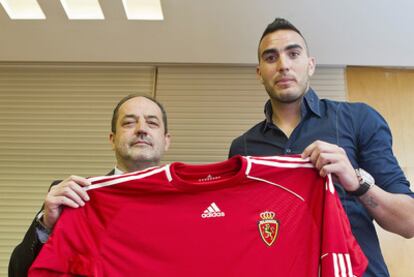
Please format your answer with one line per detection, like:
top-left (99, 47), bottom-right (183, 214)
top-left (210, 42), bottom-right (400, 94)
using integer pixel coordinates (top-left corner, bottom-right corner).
top-left (270, 99), bottom-right (302, 138)
top-left (117, 161), bottom-right (160, 173)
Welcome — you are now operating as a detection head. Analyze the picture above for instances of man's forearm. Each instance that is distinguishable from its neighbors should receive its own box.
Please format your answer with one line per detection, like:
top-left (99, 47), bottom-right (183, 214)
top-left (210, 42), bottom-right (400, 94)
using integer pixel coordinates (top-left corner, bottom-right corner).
top-left (358, 185), bottom-right (414, 238)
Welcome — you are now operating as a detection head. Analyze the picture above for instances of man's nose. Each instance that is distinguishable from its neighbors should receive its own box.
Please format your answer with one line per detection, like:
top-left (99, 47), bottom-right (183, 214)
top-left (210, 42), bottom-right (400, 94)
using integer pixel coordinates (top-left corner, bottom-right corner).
top-left (276, 54), bottom-right (290, 72)
top-left (135, 119), bottom-right (148, 134)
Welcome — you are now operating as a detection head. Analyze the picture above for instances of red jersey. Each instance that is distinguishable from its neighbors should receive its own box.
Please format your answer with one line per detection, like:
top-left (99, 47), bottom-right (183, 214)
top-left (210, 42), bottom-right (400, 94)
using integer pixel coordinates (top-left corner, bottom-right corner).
top-left (29, 155), bottom-right (367, 276)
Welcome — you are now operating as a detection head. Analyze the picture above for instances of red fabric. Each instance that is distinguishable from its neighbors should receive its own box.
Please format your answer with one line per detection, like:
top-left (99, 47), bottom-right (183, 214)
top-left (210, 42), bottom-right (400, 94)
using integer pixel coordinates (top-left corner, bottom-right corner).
top-left (29, 155), bottom-right (367, 276)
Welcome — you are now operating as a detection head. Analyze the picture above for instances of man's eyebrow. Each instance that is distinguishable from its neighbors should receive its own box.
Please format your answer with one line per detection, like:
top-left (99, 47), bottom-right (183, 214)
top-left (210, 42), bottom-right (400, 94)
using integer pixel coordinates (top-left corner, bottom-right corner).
top-left (121, 114), bottom-right (160, 121)
top-left (121, 114), bottom-right (160, 119)
top-left (261, 44), bottom-right (304, 57)
top-left (145, 115), bottom-right (160, 121)
top-left (285, 44), bottom-right (303, 51)
top-left (122, 114), bottom-right (137, 120)
top-left (261, 48), bottom-right (278, 58)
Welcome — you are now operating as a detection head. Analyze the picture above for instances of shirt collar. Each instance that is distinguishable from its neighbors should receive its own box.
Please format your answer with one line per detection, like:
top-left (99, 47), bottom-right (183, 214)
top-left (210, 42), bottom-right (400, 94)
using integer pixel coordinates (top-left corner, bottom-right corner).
top-left (113, 166), bottom-right (124, 175)
top-left (303, 88), bottom-right (321, 117)
top-left (264, 88), bottom-right (321, 130)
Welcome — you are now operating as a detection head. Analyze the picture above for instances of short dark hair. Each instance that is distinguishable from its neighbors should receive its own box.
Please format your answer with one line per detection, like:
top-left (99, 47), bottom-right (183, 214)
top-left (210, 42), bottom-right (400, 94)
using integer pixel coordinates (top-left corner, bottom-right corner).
top-left (111, 94), bottom-right (168, 134)
top-left (258, 18), bottom-right (307, 60)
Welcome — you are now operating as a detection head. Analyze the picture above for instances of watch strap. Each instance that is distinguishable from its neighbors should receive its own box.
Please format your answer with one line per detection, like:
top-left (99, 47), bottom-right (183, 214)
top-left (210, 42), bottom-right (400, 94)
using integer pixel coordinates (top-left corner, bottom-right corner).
top-left (35, 210), bottom-right (51, 235)
top-left (347, 168), bottom-right (374, 197)
top-left (347, 180), bottom-right (372, 197)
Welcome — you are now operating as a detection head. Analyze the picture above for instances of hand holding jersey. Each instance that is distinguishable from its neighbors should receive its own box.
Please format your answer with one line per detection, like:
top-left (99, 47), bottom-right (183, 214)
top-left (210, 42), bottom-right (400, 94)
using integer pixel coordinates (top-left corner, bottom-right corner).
top-left (302, 140), bottom-right (360, 192)
top-left (302, 140), bottom-right (414, 238)
top-left (41, 175), bottom-right (91, 230)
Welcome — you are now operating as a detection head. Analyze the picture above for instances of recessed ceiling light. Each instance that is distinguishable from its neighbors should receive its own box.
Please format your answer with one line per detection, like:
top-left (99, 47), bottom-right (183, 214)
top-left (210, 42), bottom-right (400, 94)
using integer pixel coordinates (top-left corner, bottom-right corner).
top-left (59, 0), bottom-right (104, 20)
top-left (0, 0), bottom-right (45, 20)
top-left (122, 0), bottom-right (164, 20)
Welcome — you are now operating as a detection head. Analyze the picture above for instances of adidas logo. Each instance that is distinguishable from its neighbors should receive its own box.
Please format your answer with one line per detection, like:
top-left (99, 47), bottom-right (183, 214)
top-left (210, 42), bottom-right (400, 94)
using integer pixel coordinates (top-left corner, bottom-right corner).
top-left (198, 174), bottom-right (221, 182)
top-left (201, 202), bottom-right (225, 218)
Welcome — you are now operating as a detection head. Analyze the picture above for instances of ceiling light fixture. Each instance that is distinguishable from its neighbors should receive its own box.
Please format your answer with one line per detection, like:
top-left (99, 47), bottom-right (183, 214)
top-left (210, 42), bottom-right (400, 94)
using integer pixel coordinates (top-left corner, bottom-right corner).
top-left (122, 0), bottom-right (164, 20)
top-left (0, 0), bottom-right (45, 19)
top-left (59, 0), bottom-right (104, 20)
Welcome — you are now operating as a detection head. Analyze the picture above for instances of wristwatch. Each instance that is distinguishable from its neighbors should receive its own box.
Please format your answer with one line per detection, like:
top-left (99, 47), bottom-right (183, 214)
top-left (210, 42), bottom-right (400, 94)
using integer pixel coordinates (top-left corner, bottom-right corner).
top-left (347, 168), bottom-right (375, 197)
top-left (35, 210), bottom-right (52, 235)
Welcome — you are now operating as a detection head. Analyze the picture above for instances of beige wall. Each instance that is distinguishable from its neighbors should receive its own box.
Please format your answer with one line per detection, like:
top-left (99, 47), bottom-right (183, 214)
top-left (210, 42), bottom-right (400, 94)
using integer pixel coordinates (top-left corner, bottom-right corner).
top-left (347, 66), bottom-right (414, 276)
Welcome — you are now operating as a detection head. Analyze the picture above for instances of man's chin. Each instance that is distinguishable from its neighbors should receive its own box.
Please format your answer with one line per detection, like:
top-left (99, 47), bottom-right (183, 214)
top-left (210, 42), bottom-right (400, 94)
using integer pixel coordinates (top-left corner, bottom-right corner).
top-left (268, 93), bottom-right (302, 104)
top-left (278, 95), bottom-right (303, 103)
top-left (273, 87), bottom-right (305, 101)
top-left (130, 153), bottom-right (159, 164)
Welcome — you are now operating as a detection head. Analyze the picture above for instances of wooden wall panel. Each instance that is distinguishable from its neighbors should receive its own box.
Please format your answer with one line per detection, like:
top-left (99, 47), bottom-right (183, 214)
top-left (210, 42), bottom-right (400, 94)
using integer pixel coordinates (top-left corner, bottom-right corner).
top-left (347, 66), bottom-right (414, 276)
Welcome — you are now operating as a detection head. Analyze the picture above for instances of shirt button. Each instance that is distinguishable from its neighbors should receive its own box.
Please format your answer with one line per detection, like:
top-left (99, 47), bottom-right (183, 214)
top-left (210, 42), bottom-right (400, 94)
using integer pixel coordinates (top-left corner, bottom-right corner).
top-left (285, 149), bottom-right (291, 154)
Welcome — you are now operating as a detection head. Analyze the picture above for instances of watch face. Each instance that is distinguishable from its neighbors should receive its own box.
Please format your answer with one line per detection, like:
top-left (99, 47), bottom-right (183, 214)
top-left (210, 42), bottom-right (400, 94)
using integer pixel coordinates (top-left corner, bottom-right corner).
top-left (35, 212), bottom-right (51, 234)
top-left (351, 169), bottom-right (375, 197)
top-left (358, 168), bottom-right (375, 185)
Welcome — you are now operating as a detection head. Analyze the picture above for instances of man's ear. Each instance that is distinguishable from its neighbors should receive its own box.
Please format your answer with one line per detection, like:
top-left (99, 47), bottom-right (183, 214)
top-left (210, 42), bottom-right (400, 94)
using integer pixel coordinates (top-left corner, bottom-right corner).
top-left (109, 132), bottom-right (115, 150)
top-left (308, 56), bottom-right (316, 77)
top-left (256, 65), bottom-right (264, 84)
top-left (164, 133), bottom-right (171, 152)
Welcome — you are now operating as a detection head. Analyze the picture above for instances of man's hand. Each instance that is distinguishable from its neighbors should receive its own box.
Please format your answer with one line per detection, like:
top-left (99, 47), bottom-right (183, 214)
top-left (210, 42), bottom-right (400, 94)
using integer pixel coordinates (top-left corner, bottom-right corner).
top-left (42, 176), bottom-right (91, 229)
top-left (301, 140), bottom-right (359, 191)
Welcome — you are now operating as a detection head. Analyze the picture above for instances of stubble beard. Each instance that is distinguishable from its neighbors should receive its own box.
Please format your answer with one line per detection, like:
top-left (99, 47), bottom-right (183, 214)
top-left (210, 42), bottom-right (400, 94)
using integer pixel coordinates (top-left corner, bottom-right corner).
top-left (128, 146), bottom-right (161, 165)
top-left (117, 144), bottom-right (161, 172)
top-left (265, 86), bottom-right (305, 104)
top-left (265, 79), bottom-right (309, 104)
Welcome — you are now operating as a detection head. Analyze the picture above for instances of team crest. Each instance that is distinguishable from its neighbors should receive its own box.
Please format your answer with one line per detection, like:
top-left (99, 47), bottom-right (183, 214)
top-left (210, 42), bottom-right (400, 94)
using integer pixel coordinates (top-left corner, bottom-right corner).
top-left (258, 211), bottom-right (279, 246)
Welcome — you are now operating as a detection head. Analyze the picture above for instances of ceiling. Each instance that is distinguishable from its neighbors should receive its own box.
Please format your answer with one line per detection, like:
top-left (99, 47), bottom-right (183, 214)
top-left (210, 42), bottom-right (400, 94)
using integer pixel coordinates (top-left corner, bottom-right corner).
top-left (1, 0), bottom-right (413, 66)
